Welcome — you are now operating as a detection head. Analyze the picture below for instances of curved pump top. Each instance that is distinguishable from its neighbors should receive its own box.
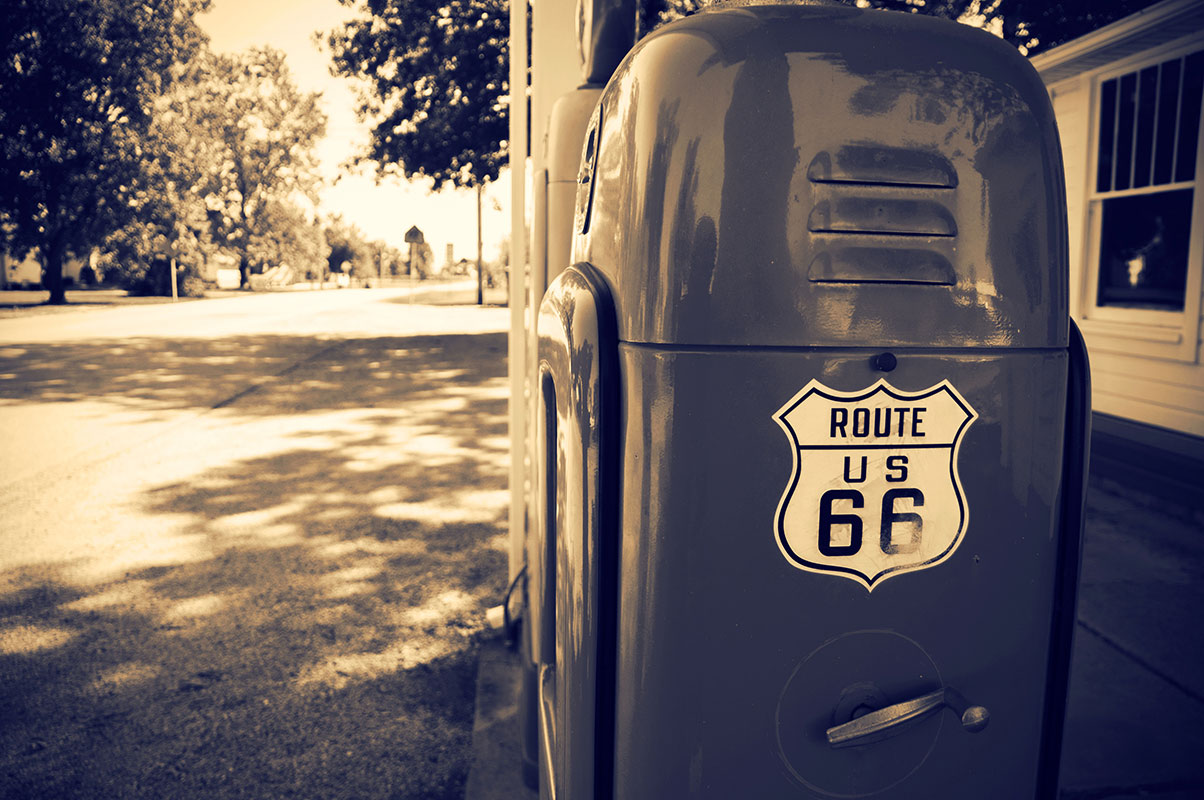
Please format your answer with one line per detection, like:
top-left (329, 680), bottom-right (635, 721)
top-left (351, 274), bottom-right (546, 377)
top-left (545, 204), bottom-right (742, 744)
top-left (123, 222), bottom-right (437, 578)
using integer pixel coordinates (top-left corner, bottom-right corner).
top-left (571, 2), bottom-right (1069, 350)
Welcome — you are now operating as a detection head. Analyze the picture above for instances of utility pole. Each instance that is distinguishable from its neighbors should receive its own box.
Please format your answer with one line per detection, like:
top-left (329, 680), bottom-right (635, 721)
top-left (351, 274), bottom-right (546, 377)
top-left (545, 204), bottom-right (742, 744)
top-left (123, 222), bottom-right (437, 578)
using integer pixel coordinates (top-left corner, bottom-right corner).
top-left (476, 183), bottom-right (484, 306)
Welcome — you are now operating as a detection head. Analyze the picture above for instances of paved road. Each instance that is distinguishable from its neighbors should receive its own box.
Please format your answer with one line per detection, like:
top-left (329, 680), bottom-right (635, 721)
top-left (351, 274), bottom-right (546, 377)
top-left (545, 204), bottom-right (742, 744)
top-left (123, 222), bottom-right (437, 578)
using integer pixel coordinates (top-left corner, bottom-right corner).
top-left (0, 285), bottom-right (512, 798)
top-left (0, 283), bottom-right (505, 493)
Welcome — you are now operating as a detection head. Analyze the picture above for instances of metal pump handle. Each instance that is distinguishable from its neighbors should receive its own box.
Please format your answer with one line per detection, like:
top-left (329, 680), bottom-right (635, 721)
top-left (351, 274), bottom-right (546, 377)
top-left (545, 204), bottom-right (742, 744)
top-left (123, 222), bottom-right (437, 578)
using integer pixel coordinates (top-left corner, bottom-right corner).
top-left (826, 687), bottom-right (990, 749)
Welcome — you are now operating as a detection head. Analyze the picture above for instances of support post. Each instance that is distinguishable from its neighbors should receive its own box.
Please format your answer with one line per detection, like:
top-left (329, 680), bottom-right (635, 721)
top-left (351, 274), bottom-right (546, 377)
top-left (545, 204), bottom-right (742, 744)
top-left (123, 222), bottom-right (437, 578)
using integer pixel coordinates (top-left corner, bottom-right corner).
top-left (477, 183), bottom-right (484, 306)
top-left (508, 0), bottom-right (529, 585)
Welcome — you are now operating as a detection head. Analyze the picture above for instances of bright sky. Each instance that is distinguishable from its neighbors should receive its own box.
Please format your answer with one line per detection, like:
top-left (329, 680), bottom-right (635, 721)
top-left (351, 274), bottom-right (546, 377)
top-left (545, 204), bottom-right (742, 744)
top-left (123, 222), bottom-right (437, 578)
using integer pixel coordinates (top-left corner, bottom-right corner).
top-left (197, 0), bottom-right (508, 263)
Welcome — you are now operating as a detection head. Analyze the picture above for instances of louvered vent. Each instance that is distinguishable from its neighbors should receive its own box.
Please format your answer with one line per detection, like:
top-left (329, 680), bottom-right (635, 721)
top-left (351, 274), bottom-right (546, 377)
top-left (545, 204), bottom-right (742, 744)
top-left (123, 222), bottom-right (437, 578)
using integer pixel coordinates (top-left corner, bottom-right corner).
top-left (807, 145), bottom-right (958, 285)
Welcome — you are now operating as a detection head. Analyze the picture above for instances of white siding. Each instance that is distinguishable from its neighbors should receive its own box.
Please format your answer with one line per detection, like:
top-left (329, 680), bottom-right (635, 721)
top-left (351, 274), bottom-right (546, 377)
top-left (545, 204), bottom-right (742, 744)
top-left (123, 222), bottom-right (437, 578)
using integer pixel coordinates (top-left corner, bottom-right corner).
top-left (1051, 79), bottom-right (1090, 322)
top-left (1049, 74), bottom-right (1204, 438)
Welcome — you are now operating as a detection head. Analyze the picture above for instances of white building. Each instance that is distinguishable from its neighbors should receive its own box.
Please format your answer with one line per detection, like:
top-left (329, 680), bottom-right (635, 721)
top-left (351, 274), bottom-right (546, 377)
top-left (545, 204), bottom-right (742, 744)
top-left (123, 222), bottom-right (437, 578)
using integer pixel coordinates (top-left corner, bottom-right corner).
top-left (1032, 0), bottom-right (1204, 493)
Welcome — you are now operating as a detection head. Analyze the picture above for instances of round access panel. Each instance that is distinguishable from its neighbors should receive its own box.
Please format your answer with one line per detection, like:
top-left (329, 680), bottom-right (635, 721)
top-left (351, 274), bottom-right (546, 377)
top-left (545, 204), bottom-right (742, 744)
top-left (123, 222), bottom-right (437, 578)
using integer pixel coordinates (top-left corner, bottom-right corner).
top-left (775, 629), bottom-right (944, 797)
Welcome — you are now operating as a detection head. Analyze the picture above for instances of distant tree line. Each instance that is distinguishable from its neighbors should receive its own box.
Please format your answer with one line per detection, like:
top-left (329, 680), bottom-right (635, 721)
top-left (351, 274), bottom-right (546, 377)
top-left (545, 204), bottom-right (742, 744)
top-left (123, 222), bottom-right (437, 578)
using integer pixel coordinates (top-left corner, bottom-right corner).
top-left (0, 0), bottom-right (415, 302)
top-left (325, 215), bottom-right (436, 281)
top-left (102, 41), bottom-right (329, 296)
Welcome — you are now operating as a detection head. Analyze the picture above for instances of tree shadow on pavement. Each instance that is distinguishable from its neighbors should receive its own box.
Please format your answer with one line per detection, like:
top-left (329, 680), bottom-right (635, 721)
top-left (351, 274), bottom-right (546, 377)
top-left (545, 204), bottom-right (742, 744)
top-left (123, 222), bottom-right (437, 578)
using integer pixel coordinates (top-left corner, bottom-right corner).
top-left (0, 331), bottom-right (512, 799)
top-left (0, 332), bottom-right (507, 417)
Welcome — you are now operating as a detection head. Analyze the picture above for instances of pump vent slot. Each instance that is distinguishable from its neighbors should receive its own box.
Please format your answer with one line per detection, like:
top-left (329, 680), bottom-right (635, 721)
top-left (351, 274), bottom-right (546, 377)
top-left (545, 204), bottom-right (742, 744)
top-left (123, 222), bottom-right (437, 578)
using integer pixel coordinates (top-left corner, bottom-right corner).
top-left (808, 146), bottom-right (957, 188)
top-left (809, 198), bottom-right (957, 237)
top-left (808, 248), bottom-right (955, 285)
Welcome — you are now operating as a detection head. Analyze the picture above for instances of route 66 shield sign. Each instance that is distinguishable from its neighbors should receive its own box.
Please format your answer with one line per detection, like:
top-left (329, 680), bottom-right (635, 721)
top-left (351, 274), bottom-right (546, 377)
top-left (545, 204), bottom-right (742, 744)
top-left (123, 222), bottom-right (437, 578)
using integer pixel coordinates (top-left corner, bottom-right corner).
top-left (773, 379), bottom-right (977, 590)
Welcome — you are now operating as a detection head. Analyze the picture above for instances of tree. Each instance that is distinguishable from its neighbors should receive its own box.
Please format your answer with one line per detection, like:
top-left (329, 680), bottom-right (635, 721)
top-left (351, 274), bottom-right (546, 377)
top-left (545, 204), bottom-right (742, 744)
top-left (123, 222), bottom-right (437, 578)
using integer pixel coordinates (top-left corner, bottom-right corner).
top-left (101, 53), bottom-right (223, 296)
top-left (0, 0), bottom-right (209, 304)
top-left (101, 46), bottom-right (327, 294)
top-left (324, 214), bottom-right (372, 277)
top-left (642, 0), bottom-right (1165, 57)
top-left (983, 0), bottom-right (1165, 55)
top-left (327, 1), bottom-right (509, 304)
top-left (410, 241), bottom-right (435, 279)
top-left (326, 0), bottom-right (509, 190)
top-left (327, 0), bottom-right (505, 304)
top-left (195, 47), bottom-right (327, 287)
top-left (248, 200), bottom-right (328, 283)
top-left (382, 244), bottom-right (408, 277)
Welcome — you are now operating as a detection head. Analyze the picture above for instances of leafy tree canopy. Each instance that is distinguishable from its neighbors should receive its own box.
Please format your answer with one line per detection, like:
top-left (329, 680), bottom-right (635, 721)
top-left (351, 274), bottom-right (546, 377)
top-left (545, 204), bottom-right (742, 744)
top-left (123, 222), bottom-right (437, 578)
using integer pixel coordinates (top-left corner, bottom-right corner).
top-left (197, 47), bottom-right (328, 285)
top-left (324, 214), bottom-right (373, 275)
top-left (326, 0), bottom-right (509, 190)
top-left (409, 240), bottom-right (436, 279)
top-left (324, 0), bottom-right (1159, 200)
top-left (101, 53), bottom-right (223, 294)
top-left (0, 0), bottom-right (210, 303)
top-left (99, 45), bottom-right (328, 293)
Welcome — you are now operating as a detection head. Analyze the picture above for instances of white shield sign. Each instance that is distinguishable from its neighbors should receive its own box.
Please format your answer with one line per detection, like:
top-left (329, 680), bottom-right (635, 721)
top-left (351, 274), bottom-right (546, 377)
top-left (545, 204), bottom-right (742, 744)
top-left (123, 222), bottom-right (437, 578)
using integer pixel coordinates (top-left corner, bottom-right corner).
top-left (773, 378), bottom-right (977, 590)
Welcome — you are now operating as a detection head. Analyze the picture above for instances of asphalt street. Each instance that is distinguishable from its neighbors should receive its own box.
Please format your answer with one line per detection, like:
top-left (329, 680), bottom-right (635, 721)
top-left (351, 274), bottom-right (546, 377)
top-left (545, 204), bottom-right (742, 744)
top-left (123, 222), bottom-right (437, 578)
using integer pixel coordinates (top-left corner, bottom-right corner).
top-left (0, 283), bottom-right (512, 798)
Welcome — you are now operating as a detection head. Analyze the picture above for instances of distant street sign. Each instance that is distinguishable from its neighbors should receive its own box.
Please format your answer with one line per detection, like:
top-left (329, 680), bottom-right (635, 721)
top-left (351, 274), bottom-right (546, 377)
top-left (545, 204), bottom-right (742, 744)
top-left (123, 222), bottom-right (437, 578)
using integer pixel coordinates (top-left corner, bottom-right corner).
top-left (404, 226), bottom-right (425, 244)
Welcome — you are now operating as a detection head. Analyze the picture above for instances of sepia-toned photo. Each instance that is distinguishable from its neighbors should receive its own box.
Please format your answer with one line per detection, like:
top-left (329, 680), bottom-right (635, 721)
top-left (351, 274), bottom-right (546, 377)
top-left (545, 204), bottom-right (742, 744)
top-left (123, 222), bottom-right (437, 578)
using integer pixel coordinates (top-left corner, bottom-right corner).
top-left (2, 1), bottom-right (1201, 798)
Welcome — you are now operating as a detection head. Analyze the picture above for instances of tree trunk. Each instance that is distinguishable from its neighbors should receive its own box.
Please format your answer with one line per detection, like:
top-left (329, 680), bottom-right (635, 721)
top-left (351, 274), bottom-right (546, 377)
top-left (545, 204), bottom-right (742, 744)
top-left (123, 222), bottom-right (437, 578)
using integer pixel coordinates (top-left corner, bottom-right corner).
top-left (43, 241), bottom-right (67, 305)
top-left (239, 255), bottom-right (250, 289)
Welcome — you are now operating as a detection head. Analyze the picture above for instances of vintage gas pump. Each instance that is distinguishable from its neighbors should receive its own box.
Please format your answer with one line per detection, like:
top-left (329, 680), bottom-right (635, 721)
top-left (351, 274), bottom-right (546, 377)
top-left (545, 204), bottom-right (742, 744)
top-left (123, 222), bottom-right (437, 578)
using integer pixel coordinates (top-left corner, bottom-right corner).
top-left (532, 1), bottom-right (1090, 799)
top-left (520, 0), bottom-right (636, 792)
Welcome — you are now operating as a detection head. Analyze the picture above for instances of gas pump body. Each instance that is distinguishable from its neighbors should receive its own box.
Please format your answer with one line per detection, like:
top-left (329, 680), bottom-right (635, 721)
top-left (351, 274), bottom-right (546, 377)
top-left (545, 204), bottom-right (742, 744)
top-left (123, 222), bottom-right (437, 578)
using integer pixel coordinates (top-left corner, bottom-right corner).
top-left (535, 3), bottom-right (1089, 799)
top-left (523, 4), bottom-right (639, 792)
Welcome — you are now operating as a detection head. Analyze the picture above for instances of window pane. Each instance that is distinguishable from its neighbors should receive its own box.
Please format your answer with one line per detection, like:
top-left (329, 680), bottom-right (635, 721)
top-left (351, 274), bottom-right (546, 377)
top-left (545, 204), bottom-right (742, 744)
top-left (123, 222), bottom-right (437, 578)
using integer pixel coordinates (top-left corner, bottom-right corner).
top-left (1097, 188), bottom-right (1194, 311)
top-left (1133, 66), bottom-right (1158, 188)
top-left (1153, 58), bottom-right (1182, 185)
top-left (1098, 78), bottom-right (1117, 192)
top-left (1174, 50), bottom-right (1203, 183)
top-left (1115, 72), bottom-right (1138, 190)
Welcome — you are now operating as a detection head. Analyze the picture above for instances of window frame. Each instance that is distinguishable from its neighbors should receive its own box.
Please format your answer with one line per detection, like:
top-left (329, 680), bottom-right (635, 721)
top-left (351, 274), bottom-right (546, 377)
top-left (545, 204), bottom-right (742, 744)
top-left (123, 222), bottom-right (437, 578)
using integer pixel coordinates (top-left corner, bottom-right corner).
top-left (1080, 39), bottom-right (1204, 363)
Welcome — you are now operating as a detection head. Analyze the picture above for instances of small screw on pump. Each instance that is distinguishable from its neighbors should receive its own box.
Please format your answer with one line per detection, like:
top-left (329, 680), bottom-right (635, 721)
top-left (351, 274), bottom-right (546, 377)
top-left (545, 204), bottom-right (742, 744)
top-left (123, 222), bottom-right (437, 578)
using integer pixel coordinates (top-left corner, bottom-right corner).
top-left (872, 352), bottom-right (897, 372)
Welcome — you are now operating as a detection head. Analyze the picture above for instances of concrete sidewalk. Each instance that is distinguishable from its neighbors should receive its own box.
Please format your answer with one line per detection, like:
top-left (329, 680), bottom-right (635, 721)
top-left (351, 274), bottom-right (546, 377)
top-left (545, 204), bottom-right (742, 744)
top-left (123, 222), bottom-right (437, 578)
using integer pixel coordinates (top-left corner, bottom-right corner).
top-left (464, 637), bottom-right (534, 800)
top-left (466, 477), bottom-right (1204, 799)
top-left (1058, 477), bottom-right (1204, 799)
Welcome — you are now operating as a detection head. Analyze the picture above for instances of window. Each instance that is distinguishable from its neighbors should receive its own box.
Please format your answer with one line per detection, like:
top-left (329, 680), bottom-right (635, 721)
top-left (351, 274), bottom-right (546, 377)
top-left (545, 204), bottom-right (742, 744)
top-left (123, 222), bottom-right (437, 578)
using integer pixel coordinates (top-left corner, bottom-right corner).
top-left (1097, 188), bottom-right (1193, 310)
top-left (1084, 46), bottom-right (1204, 360)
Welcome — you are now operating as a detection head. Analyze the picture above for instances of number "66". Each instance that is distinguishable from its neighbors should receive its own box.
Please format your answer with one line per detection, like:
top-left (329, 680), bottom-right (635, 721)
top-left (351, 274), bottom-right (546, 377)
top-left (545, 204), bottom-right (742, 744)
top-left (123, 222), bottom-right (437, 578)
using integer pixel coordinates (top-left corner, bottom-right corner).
top-left (818, 488), bottom-right (924, 557)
